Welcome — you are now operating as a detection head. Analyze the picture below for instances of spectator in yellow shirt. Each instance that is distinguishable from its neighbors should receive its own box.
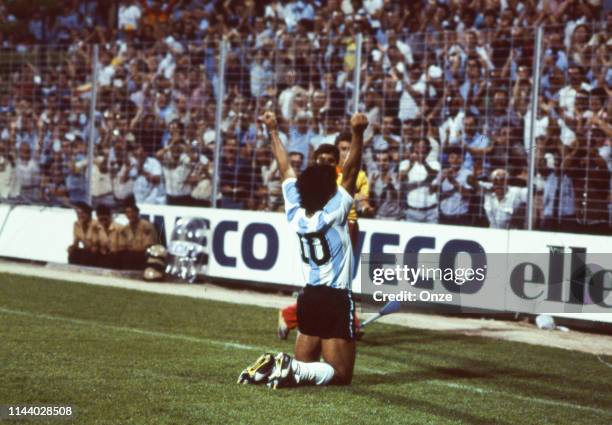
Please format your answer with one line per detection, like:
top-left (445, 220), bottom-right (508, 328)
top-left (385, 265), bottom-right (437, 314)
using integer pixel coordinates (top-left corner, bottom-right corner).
top-left (116, 203), bottom-right (159, 269)
top-left (94, 204), bottom-right (123, 268)
top-left (68, 201), bottom-right (104, 267)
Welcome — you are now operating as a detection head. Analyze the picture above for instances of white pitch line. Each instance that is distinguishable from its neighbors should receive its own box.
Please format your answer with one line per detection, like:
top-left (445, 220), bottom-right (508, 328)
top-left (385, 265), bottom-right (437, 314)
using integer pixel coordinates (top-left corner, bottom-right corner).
top-left (596, 355), bottom-right (612, 369)
top-left (429, 381), bottom-right (611, 416)
top-left (0, 306), bottom-right (382, 376)
top-left (435, 381), bottom-right (487, 394)
top-left (1, 306), bottom-right (610, 417)
top-left (0, 307), bottom-right (265, 353)
top-left (0, 306), bottom-right (386, 374)
top-left (356, 366), bottom-right (388, 375)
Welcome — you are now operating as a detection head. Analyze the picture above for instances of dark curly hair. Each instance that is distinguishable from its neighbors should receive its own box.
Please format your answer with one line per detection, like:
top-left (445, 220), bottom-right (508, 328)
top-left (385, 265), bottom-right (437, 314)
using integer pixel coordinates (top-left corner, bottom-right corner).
top-left (314, 143), bottom-right (340, 164)
top-left (296, 164), bottom-right (337, 215)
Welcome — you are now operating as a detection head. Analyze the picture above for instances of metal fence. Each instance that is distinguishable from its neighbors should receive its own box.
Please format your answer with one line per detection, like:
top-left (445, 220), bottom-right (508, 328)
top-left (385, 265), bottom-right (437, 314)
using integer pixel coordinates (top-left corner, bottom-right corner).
top-left (0, 23), bottom-right (610, 235)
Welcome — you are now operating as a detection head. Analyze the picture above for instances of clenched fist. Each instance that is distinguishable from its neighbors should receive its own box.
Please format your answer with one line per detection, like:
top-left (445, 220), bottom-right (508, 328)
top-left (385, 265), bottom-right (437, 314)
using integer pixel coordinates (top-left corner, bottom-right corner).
top-left (259, 111), bottom-right (278, 131)
top-left (350, 112), bottom-right (369, 135)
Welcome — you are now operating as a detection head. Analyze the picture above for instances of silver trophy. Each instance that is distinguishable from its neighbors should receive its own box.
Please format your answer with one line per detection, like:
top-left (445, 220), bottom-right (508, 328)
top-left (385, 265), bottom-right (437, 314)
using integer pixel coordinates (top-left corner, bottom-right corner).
top-left (165, 217), bottom-right (210, 283)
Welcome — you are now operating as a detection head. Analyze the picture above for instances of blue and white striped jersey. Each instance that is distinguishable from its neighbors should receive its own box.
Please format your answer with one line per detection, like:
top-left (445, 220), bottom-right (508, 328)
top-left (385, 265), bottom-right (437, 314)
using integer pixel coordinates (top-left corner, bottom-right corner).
top-left (282, 178), bottom-right (354, 290)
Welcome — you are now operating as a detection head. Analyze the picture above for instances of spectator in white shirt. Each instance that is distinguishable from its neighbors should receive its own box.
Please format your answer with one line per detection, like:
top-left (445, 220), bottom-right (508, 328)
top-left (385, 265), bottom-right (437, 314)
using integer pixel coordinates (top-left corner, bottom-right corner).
top-left (288, 151), bottom-right (304, 178)
top-left (399, 138), bottom-right (440, 223)
top-left (483, 169), bottom-right (528, 229)
top-left (286, 111), bottom-right (315, 168)
top-left (259, 149), bottom-right (283, 212)
top-left (155, 90), bottom-right (178, 125)
top-left (434, 146), bottom-right (474, 226)
top-left (15, 142), bottom-right (41, 202)
top-left (280, 1), bottom-right (315, 32)
top-left (186, 144), bottom-right (212, 207)
top-left (399, 63), bottom-right (426, 122)
top-left (97, 50), bottom-right (116, 87)
top-left (90, 154), bottom-right (115, 208)
top-left (156, 142), bottom-right (191, 205)
top-left (249, 50), bottom-right (272, 98)
top-left (369, 149), bottom-right (402, 220)
top-left (134, 155), bottom-right (166, 205)
top-left (558, 64), bottom-right (591, 119)
top-left (278, 72), bottom-right (307, 122)
top-left (462, 30), bottom-right (494, 71)
top-left (385, 29), bottom-right (414, 66)
top-left (118, 1), bottom-right (142, 32)
top-left (439, 92), bottom-right (465, 147)
top-left (538, 151), bottom-right (576, 232)
top-left (363, 0), bottom-right (383, 16)
top-left (0, 144), bottom-right (17, 199)
top-left (111, 148), bottom-right (137, 206)
top-left (379, 114), bottom-right (402, 145)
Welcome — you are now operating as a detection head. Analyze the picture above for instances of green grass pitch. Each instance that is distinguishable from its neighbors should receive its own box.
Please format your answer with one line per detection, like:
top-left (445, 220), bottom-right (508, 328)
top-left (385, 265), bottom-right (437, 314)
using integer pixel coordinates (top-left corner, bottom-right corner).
top-left (0, 272), bottom-right (611, 425)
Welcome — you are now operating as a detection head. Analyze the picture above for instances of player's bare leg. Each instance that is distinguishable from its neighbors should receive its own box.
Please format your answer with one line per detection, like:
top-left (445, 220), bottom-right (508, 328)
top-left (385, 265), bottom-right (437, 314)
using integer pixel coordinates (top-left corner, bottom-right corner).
top-left (294, 332), bottom-right (321, 362)
top-left (321, 338), bottom-right (356, 385)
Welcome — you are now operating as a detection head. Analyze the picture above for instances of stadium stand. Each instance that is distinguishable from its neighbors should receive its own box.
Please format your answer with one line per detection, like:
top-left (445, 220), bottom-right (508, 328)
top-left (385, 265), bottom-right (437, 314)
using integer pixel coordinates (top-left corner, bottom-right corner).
top-left (0, 0), bottom-right (610, 234)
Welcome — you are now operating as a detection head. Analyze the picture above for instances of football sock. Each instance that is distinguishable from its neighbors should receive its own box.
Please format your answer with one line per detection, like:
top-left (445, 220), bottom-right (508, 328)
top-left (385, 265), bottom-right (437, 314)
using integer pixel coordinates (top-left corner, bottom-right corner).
top-left (292, 360), bottom-right (335, 385)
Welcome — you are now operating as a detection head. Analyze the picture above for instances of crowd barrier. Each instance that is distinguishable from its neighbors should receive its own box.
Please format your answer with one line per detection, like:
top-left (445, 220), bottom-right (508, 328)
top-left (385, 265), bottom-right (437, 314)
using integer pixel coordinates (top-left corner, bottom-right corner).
top-left (0, 204), bottom-right (609, 322)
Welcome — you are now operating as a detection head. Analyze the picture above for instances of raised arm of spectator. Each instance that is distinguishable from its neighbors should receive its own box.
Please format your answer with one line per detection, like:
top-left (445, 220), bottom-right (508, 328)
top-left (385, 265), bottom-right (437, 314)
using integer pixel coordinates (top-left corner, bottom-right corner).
top-left (561, 142), bottom-right (580, 174)
top-left (130, 108), bottom-right (144, 130)
top-left (33, 133), bottom-right (44, 161)
top-left (590, 115), bottom-right (612, 138)
top-left (501, 51), bottom-right (513, 79)
top-left (426, 103), bottom-right (443, 129)
top-left (261, 112), bottom-right (295, 182)
top-left (552, 0), bottom-right (573, 23)
top-left (510, 78), bottom-right (527, 111)
top-left (467, 143), bottom-right (494, 156)
top-left (25, 61), bottom-right (40, 78)
top-left (341, 113), bottom-right (368, 196)
top-left (535, 142), bottom-right (549, 176)
top-left (155, 145), bottom-right (169, 161)
top-left (533, 2), bottom-right (548, 26)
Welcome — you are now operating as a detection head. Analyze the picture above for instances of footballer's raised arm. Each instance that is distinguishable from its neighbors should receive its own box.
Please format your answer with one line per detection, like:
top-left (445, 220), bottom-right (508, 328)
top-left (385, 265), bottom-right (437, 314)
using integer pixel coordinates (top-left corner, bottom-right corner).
top-left (261, 112), bottom-right (296, 182)
top-left (341, 112), bottom-right (368, 196)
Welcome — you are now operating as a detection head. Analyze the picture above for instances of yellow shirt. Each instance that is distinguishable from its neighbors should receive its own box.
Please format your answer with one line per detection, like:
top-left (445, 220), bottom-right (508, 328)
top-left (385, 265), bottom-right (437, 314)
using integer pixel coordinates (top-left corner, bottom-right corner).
top-left (116, 219), bottom-right (158, 252)
top-left (99, 222), bottom-right (123, 253)
top-left (73, 219), bottom-right (102, 250)
top-left (336, 169), bottom-right (369, 222)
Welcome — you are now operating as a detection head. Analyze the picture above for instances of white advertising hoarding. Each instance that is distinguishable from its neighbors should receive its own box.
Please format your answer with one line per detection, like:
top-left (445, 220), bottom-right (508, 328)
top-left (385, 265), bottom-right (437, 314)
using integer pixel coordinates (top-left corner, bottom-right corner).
top-left (0, 204), bottom-right (610, 322)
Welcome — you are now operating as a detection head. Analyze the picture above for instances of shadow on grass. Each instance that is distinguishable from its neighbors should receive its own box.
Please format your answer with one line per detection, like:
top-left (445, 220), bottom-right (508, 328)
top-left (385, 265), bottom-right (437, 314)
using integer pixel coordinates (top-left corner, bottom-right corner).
top-left (357, 329), bottom-right (612, 410)
top-left (347, 382), bottom-right (515, 425)
top-left (359, 328), bottom-right (469, 347)
top-left (358, 326), bottom-right (533, 348)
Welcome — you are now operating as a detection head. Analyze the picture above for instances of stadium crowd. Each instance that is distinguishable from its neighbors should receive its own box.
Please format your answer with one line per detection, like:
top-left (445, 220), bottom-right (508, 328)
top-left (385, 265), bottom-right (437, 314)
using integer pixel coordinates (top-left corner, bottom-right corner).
top-left (0, 0), bottom-right (610, 234)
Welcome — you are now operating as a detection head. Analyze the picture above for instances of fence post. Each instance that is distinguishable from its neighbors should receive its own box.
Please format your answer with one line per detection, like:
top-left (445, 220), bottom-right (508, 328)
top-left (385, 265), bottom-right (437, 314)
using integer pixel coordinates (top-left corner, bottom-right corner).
top-left (211, 38), bottom-right (228, 208)
top-left (352, 33), bottom-right (363, 114)
top-left (86, 44), bottom-right (99, 206)
top-left (526, 26), bottom-right (544, 230)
